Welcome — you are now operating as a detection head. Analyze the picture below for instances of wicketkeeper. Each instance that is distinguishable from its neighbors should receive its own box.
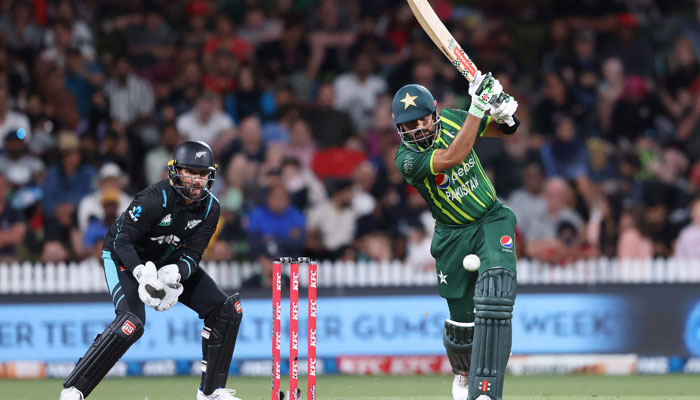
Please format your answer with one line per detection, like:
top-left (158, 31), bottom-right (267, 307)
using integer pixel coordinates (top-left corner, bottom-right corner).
top-left (393, 72), bottom-right (520, 400)
top-left (60, 141), bottom-right (244, 400)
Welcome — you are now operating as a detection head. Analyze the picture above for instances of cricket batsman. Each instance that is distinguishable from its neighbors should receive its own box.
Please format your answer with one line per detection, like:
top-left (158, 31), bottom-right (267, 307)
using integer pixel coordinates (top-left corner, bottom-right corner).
top-left (60, 141), bottom-right (243, 400)
top-left (393, 72), bottom-right (520, 400)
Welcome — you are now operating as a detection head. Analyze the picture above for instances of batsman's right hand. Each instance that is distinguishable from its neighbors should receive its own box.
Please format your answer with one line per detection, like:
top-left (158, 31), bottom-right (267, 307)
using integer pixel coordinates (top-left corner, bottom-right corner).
top-left (133, 261), bottom-right (165, 309)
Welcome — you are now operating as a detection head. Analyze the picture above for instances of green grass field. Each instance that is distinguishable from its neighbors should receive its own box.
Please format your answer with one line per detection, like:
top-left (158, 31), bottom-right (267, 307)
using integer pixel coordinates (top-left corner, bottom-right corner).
top-left (3, 375), bottom-right (700, 400)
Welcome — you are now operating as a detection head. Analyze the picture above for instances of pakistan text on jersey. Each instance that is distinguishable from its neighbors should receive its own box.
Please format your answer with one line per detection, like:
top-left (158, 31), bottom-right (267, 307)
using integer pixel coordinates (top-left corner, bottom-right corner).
top-left (445, 176), bottom-right (479, 201)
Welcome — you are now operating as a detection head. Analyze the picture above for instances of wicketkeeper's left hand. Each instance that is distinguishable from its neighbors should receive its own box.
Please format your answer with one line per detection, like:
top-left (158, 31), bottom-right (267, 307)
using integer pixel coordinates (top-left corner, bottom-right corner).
top-left (155, 264), bottom-right (183, 311)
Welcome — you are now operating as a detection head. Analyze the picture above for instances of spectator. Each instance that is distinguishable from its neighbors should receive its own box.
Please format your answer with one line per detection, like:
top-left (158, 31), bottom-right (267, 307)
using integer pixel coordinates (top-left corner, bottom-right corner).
top-left (674, 198), bottom-right (700, 259)
top-left (0, 74), bottom-right (31, 150)
top-left (540, 115), bottom-right (590, 179)
top-left (280, 156), bottom-right (326, 212)
top-left (176, 91), bottom-right (235, 152)
top-left (300, 83), bottom-right (356, 149)
top-left (77, 163), bottom-right (131, 235)
top-left (204, 14), bottom-right (252, 68)
top-left (38, 18), bottom-right (73, 68)
top-left (333, 51), bottom-right (387, 133)
top-left (617, 206), bottom-right (653, 260)
top-left (597, 57), bottom-right (625, 133)
top-left (103, 56), bottom-right (155, 127)
top-left (283, 119), bottom-right (315, 169)
top-left (64, 47), bottom-right (103, 117)
top-left (0, 128), bottom-right (44, 188)
top-left (47, 0), bottom-right (95, 61)
top-left (523, 177), bottom-right (584, 261)
top-left (203, 49), bottom-right (237, 94)
top-left (124, 7), bottom-right (176, 71)
top-left (507, 162), bottom-right (547, 238)
top-left (0, 172), bottom-right (26, 261)
top-left (41, 132), bottom-right (97, 262)
top-left (145, 123), bottom-right (181, 185)
top-left (242, 239), bottom-right (290, 289)
top-left (237, 7), bottom-right (282, 47)
top-left (306, 179), bottom-right (357, 258)
top-left (222, 115), bottom-right (265, 170)
top-left (224, 64), bottom-right (276, 123)
top-left (0, 1), bottom-right (43, 53)
top-left (246, 184), bottom-right (305, 258)
top-left (81, 188), bottom-right (121, 258)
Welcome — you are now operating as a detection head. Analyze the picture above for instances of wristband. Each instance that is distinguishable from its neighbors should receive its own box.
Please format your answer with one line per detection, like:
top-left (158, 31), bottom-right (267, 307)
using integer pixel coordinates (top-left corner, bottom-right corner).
top-left (498, 114), bottom-right (520, 135)
top-left (468, 102), bottom-right (485, 118)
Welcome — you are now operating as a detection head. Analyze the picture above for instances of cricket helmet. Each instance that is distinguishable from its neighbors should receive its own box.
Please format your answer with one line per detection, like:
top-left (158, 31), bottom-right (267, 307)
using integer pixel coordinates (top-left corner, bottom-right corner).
top-left (168, 141), bottom-right (217, 201)
top-left (392, 84), bottom-right (441, 152)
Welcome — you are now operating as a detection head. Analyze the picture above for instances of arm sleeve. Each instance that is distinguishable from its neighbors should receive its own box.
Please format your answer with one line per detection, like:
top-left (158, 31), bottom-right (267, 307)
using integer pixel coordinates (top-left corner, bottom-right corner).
top-left (113, 190), bottom-right (162, 271)
top-left (176, 200), bottom-right (220, 280)
top-left (395, 148), bottom-right (436, 185)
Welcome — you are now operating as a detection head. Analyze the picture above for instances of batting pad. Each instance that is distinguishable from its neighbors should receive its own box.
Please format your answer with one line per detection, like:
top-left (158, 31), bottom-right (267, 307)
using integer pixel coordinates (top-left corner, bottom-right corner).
top-left (468, 268), bottom-right (516, 400)
top-left (64, 312), bottom-right (144, 397)
top-left (200, 293), bottom-right (243, 395)
top-left (443, 319), bottom-right (474, 375)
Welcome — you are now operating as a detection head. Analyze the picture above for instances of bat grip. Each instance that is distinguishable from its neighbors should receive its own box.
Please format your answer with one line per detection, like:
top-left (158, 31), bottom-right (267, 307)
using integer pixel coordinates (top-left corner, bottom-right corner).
top-left (490, 93), bottom-right (515, 127)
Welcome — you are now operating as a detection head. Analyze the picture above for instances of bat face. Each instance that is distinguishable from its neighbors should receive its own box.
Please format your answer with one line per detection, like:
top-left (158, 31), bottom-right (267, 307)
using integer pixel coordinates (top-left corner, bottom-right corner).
top-left (407, 0), bottom-right (478, 82)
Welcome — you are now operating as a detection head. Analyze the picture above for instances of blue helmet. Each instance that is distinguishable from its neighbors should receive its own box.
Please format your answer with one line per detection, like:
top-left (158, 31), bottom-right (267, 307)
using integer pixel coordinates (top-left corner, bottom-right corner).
top-left (392, 84), bottom-right (440, 152)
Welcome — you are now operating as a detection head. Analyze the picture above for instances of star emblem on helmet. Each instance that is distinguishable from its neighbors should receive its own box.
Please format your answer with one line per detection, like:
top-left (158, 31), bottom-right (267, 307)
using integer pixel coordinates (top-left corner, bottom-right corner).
top-left (400, 92), bottom-right (418, 110)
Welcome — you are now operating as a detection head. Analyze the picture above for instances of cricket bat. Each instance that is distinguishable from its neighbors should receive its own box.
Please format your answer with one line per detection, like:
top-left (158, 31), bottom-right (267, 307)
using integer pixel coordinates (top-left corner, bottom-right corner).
top-left (407, 0), bottom-right (514, 126)
top-left (406, 0), bottom-right (479, 82)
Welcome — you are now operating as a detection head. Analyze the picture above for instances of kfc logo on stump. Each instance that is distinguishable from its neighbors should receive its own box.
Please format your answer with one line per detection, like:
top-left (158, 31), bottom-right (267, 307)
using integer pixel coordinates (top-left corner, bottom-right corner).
top-left (121, 321), bottom-right (136, 336)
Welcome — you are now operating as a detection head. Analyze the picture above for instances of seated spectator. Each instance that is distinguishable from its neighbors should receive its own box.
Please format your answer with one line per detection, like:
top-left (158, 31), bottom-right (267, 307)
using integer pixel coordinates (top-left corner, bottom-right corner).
top-left (0, 75), bottom-right (30, 151)
top-left (41, 132), bottom-right (97, 262)
top-left (675, 198), bottom-right (700, 259)
top-left (177, 91), bottom-right (236, 154)
top-left (246, 184), bottom-right (305, 258)
top-left (332, 51), bottom-right (387, 133)
top-left (0, 172), bottom-right (26, 261)
top-left (0, 128), bottom-right (44, 188)
top-left (144, 123), bottom-right (181, 184)
top-left (507, 162), bottom-right (547, 236)
top-left (224, 64), bottom-right (276, 123)
top-left (540, 115), bottom-right (589, 179)
top-left (80, 188), bottom-right (121, 259)
top-left (523, 178), bottom-right (584, 261)
top-left (281, 156), bottom-right (326, 212)
top-left (103, 56), bottom-right (155, 127)
top-left (300, 83), bottom-right (356, 149)
top-left (242, 239), bottom-right (290, 289)
top-left (77, 163), bottom-right (131, 235)
top-left (306, 179), bottom-right (357, 258)
top-left (617, 206), bottom-right (653, 260)
top-left (204, 14), bottom-right (252, 67)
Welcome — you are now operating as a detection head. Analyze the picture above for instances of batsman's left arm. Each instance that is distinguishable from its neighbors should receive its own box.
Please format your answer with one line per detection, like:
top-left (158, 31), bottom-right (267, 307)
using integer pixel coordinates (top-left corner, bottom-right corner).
top-left (176, 201), bottom-right (220, 280)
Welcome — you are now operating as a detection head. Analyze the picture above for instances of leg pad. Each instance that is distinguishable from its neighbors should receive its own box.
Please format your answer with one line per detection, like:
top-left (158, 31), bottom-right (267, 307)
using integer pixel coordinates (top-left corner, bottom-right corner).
top-left (200, 293), bottom-right (243, 394)
top-left (64, 312), bottom-right (144, 397)
top-left (443, 319), bottom-right (474, 376)
top-left (468, 268), bottom-right (516, 400)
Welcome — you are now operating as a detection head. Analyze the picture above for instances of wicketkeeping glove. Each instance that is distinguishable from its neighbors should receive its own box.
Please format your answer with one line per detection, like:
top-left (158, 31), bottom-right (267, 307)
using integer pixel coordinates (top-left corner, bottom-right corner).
top-left (155, 264), bottom-right (184, 312)
top-left (468, 71), bottom-right (503, 118)
top-left (133, 261), bottom-right (166, 309)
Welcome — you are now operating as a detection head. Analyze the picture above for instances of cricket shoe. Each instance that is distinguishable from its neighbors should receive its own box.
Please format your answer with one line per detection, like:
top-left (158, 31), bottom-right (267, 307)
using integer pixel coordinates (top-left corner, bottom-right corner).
top-left (59, 387), bottom-right (84, 400)
top-left (452, 374), bottom-right (468, 400)
top-left (196, 387), bottom-right (242, 400)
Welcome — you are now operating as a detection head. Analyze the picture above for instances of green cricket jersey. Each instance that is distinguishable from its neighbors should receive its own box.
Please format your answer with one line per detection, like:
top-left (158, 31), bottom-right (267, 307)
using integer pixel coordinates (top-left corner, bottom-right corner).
top-left (395, 108), bottom-right (497, 225)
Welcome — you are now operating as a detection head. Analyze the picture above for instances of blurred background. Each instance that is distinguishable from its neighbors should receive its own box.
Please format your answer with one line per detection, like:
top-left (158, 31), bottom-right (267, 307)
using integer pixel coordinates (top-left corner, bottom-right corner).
top-left (0, 0), bottom-right (699, 390)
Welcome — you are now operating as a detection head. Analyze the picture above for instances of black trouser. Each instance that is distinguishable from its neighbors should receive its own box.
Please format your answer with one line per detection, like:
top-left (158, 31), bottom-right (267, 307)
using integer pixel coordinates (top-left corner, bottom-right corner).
top-left (102, 250), bottom-right (228, 323)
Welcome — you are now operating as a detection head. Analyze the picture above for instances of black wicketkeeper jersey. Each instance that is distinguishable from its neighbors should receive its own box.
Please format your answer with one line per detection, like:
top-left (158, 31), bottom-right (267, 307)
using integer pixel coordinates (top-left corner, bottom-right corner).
top-left (103, 179), bottom-right (220, 280)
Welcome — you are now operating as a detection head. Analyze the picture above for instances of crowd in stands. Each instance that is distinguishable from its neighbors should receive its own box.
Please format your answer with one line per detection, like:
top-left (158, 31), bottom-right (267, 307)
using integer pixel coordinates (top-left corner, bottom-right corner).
top-left (0, 0), bottom-right (699, 271)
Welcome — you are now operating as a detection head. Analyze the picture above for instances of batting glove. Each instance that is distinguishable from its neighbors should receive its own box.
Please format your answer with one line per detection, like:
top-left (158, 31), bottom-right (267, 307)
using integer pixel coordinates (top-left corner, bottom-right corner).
top-left (468, 71), bottom-right (503, 118)
top-left (133, 261), bottom-right (165, 309)
top-left (491, 94), bottom-right (518, 126)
